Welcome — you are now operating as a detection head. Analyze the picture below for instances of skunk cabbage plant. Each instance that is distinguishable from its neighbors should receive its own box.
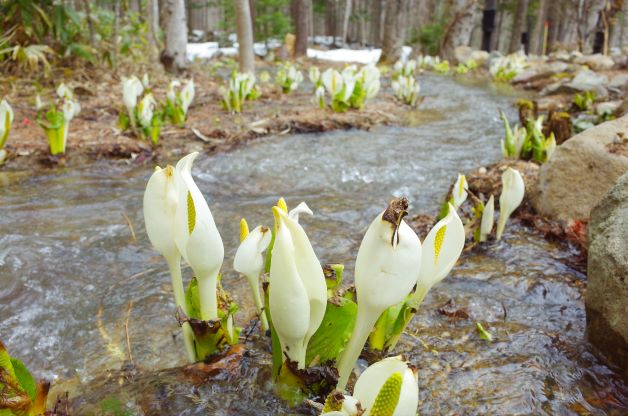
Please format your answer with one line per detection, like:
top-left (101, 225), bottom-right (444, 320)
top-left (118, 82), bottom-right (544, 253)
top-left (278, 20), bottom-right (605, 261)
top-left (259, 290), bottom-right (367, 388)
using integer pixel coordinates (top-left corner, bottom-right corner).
top-left (137, 93), bottom-right (162, 145)
top-left (276, 63), bottom-right (304, 93)
top-left (269, 205), bottom-right (327, 369)
top-left (391, 75), bottom-right (421, 107)
top-left (143, 152), bottom-right (239, 361)
top-left (371, 203), bottom-right (465, 352)
top-left (320, 65), bottom-right (380, 112)
top-left (496, 168), bottom-right (525, 240)
top-left (336, 198), bottom-right (422, 390)
top-left (121, 76), bottom-right (144, 129)
top-left (234, 219), bottom-right (272, 331)
top-left (173, 152), bottom-right (225, 321)
top-left (220, 71), bottom-right (260, 113)
top-left (452, 174), bottom-right (468, 209)
top-left (166, 79), bottom-right (195, 126)
top-left (322, 356), bottom-right (418, 416)
top-left (0, 99), bottom-right (14, 165)
top-left (36, 83), bottom-right (81, 155)
top-left (480, 195), bottom-right (495, 242)
top-left (490, 52), bottom-right (526, 82)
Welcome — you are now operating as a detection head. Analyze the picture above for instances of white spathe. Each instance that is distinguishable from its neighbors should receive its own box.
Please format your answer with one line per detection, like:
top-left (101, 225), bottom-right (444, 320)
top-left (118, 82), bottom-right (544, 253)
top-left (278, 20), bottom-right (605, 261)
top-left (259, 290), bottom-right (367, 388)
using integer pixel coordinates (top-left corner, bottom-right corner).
top-left (353, 356), bottom-right (418, 416)
top-left (0, 99), bottom-right (14, 145)
top-left (173, 152), bottom-right (225, 320)
top-left (413, 203), bottom-right (465, 305)
top-left (143, 163), bottom-right (196, 361)
top-left (322, 68), bottom-right (344, 97)
top-left (138, 94), bottom-right (156, 128)
top-left (233, 223), bottom-right (272, 330)
top-left (480, 195), bottom-right (495, 242)
top-left (56, 83), bottom-right (73, 100)
top-left (452, 174), bottom-right (468, 209)
top-left (496, 167), bottom-right (525, 240)
top-left (167, 80), bottom-right (181, 103)
top-left (309, 66), bottom-right (321, 84)
top-left (180, 80), bottom-right (195, 114)
top-left (122, 76), bottom-right (144, 116)
top-left (269, 206), bottom-right (327, 369)
top-left (336, 199), bottom-right (422, 390)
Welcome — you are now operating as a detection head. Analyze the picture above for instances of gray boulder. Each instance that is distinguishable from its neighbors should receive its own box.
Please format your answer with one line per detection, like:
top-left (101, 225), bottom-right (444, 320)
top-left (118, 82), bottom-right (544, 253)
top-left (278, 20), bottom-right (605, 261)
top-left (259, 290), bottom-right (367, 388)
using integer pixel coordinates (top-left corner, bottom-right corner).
top-left (575, 53), bottom-right (616, 71)
top-left (586, 172), bottom-right (628, 377)
top-left (513, 61), bottom-right (570, 83)
top-left (609, 73), bottom-right (628, 90)
top-left (564, 69), bottom-right (609, 96)
top-left (531, 115), bottom-right (628, 222)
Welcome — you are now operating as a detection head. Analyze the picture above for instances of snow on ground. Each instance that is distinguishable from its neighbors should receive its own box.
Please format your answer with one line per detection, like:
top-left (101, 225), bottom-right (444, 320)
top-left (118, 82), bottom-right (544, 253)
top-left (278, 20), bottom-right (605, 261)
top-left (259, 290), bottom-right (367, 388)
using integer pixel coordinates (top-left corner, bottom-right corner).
top-left (187, 42), bottom-right (412, 65)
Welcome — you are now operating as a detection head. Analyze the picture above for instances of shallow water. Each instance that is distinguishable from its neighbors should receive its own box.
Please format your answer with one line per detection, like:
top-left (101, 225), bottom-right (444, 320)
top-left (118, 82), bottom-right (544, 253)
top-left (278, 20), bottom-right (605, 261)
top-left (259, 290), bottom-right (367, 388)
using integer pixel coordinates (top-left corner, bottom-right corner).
top-left (1, 75), bottom-right (626, 414)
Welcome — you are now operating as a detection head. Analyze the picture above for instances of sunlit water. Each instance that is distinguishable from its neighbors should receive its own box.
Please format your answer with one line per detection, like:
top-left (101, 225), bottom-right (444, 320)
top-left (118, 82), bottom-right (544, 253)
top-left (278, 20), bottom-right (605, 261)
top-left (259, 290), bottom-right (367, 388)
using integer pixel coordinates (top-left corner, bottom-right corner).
top-left (1, 75), bottom-right (626, 414)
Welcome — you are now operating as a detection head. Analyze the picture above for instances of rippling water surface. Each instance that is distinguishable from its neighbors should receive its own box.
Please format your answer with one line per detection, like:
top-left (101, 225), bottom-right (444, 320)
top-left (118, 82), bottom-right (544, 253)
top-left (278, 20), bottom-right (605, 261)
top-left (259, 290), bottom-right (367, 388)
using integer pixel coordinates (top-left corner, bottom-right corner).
top-left (1, 75), bottom-right (626, 414)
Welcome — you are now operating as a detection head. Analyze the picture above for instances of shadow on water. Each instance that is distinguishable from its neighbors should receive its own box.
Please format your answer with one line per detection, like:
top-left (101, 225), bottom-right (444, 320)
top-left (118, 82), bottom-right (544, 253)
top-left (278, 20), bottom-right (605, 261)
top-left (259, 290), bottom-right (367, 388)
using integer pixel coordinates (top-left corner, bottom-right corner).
top-left (1, 75), bottom-right (626, 414)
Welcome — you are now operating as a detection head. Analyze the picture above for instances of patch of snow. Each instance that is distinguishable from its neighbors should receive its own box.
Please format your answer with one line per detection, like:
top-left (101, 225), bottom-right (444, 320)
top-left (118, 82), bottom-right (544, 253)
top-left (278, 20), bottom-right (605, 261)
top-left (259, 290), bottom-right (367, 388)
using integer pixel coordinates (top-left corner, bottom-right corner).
top-left (307, 48), bottom-right (382, 64)
top-left (187, 42), bottom-right (220, 60)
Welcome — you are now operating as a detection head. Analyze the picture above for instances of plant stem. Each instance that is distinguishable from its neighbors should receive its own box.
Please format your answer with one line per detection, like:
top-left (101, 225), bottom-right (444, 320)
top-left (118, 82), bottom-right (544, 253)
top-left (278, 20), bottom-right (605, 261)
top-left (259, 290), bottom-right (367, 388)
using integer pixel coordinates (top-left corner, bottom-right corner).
top-left (336, 307), bottom-right (380, 391)
top-left (166, 255), bottom-right (196, 362)
top-left (247, 273), bottom-right (269, 331)
top-left (197, 272), bottom-right (218, 321)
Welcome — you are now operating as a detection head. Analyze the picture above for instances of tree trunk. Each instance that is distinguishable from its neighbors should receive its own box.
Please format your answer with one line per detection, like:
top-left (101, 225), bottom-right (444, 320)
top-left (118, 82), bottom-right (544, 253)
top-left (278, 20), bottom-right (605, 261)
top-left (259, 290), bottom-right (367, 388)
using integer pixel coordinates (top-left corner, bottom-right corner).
top-left (235, 0), bottom-right (255, 74)
top-left (529, 0), bottom-right (547, 55)
top-left (113, 0), bottom-right (120, 70)
top-left (83, 0), bottom-right (95, 48)
top-left (370, 0), bottom-right (383, 46)
top-left (295, 0), bottom-right (310, 56)
top-left (441, 0), bottom-right (481, 61)
top-left (380, 0), bottom-right (404, 63)
top-left (341, 0), bottom-right (352, 45)
top-left (160, 0), bottom-right (188, 73)
top-left (146, 0), bottom-right (160, 58)
top-left (508, 0), bottom-right (528, 53)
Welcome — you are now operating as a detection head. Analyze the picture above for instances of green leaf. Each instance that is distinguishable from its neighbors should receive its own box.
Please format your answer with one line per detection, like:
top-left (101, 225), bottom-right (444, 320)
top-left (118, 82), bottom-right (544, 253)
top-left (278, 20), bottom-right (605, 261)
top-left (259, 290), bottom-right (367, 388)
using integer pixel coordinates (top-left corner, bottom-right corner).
top-left (476, 322), bottom-right (493, 342)
top-left (0, 342), bottom-right (16, 380)
top-left (185, 277), bottom-right (201, 320)
top-left (306, 297), bottom-right (357, 365)
top-left (10, 358), bottom-right (36, 402)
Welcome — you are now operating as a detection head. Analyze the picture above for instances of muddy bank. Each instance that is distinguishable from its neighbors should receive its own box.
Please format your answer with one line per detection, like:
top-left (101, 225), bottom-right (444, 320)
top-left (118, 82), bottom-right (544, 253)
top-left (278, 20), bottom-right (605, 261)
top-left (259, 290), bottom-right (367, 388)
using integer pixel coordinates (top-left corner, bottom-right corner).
top-left (0, 64), bottom-right (404, 171)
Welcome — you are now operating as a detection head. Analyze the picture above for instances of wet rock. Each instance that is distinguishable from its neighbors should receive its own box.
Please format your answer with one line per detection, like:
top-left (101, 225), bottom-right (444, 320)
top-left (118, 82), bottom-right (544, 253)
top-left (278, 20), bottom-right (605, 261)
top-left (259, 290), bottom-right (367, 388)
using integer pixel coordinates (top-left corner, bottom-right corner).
top-left (531, 115), bottom-right (628, 222)
top-left (453, 46), bottom-right (489, 65)
top-left (470, 50), bottom-right (489, 66)
top-left (574, 54), bottom-right (616, 71)
top-left (608, 73), bottom-right (628, 90)
top-left (512, 61), bottom-right (570, 84)
top-left (564, 69), bottom-right (608, 96)
top-left (595, 101), bottom-right (622, 116)
top-left (586, 172), bottom-right (628, 378)
top-left (454, 46), bottom-right (473, 64)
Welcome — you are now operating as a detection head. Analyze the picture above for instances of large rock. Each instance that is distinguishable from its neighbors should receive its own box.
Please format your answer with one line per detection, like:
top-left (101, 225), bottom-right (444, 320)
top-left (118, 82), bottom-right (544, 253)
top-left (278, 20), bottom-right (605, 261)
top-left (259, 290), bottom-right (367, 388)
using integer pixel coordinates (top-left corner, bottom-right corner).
top-left (575, 53), bottom-right (616, 71)
top-left (531, 115), bottom-right (628, 222)
top-left (564, 69), bottom-right (609, 95)
top-left (512, 61), bottom-right (570, 84)
top-left (454, 45), bottom-right (473, 64)
top-left (453, 45), bottom-right (489, 65)
top-left (586, 172), bottom-right (628, 377)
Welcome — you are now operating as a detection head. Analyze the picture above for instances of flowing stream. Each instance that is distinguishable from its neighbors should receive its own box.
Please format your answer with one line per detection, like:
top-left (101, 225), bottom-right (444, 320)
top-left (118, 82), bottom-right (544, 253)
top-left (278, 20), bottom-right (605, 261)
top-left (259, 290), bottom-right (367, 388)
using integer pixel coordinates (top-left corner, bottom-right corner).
top-left (1, 75), bottom-right (627, 415)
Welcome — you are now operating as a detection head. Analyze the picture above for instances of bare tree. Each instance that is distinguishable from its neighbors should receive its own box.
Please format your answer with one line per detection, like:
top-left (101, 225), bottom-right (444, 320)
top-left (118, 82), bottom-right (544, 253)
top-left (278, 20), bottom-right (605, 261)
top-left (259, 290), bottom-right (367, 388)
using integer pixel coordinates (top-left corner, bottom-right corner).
top-left (441, 0), bottom-right (481, 61)
top-left (295, 0), bottom-right (311, 56)
top-left (370, 0), bottom-right (383, 46)
top-left (146, 0), bottom-right (160, 59)
top-left (235, 0), bottom-right (255, 74)
top-left (380, 0), bottom-right (405, 63)
top-left (161, 0), bottom-right (188, 73)
top-left (508, 0), bottom-right (529, 52)
top-left (529, 0), bottom-right (548, 55)
top-left (341, 0), bottom-right (353, 44)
